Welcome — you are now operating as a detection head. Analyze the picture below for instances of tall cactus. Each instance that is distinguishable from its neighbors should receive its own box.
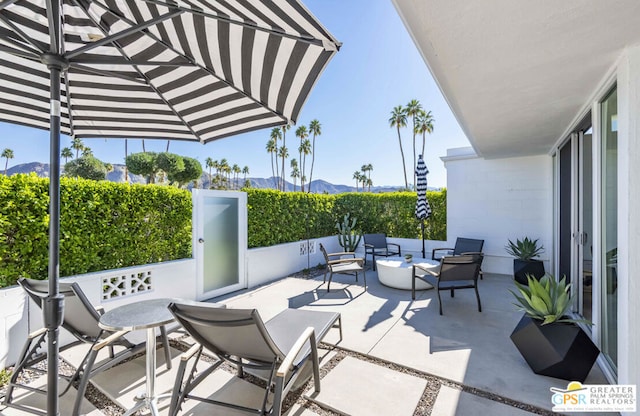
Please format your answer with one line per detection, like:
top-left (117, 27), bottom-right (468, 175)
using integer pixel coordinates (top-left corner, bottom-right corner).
top-left (335, 213), bottom-right (362, 252)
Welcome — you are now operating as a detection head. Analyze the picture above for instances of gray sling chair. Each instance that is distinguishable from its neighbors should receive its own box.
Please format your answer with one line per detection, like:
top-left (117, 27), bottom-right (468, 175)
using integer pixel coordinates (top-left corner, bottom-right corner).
top-left (5, 278), bottom-right (171, 416)
top-left (363, 233), bottom-right (401, 271)
top-left (432, 237), bottom-right (485, 279)
top-left (167, 302), bottom-right (342, 416)
top-left (319, 243), bottom-right (366, 292)
top-left (412, 253), bottom-right (484, 315)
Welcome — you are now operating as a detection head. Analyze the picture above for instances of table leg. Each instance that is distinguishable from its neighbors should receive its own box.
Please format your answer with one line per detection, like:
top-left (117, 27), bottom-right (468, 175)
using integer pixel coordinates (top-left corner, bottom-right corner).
top-left (146, 327), bottom-right (156, 403)
top-left (122, 328), bottom-right (161, 416)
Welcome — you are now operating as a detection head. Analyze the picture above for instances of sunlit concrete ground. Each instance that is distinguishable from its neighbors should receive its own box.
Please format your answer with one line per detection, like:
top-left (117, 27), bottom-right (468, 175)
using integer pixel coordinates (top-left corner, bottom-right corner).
top-left (1, 269), bottom-right (611, 415)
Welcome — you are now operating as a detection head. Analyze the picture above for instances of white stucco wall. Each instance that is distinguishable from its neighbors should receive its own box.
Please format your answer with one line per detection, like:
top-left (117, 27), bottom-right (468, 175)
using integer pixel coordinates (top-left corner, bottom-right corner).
top-left (442, 148), bottom-right (554, 276)
top-left (246, 236), bottom-right (340, 287)
top-left (616, 44), bottom-right (640, 397)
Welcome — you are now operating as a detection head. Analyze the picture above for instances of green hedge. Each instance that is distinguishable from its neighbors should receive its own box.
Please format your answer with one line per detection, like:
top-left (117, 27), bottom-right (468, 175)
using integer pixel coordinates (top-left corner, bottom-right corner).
top-left (246, 189), bottom-right (335, 247)
top-left (0, 174), bottom-right (192, 287)
top-left (247, 189), bottom-right (446, 248)
top-left (0, 176), bottom-right (447, 288)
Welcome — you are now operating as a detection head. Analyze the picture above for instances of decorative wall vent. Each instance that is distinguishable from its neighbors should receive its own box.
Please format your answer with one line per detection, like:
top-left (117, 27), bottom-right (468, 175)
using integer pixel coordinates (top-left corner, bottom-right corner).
top-left (102, 270), bottom-right (153, 300)
top-left (299, 240), bottom-right (316, 256)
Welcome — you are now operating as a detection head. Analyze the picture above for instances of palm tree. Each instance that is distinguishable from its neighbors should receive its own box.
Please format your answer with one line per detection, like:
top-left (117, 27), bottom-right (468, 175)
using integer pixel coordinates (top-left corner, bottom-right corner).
top-left (361, 163), bottom-right (373, 191)
top-left (61, 147), bottom-right (73, 164)
top-left (270, 128), bottom-right (282, 189)
top-left (213, 160), bottom-right (221, 188)
top-left (295, 125), bottom-right (309, 191)
top-left (405, 99), bottom-right (422, 189)
top-left (2, 148), bottom-right (14, 175)
top-left (81, 147), bottom-right (93, 157)
top-left (389, 105), bottom-right (409, 188)
top-left (415, 110), bottom-right (435, 158)
top-left (124, 138), bottom-right (129, 183)
top-left (280, 124), bottom-right (290, 191)
top-left (299, 138), bottom-right (311, 193)
top-left (290, 159), bottom-right (300, 191)
top-left (278, 146), bottom-right (289, 191)
top-left (242, 166), bottom-right (249, 185)
top-left (366, 177), bottom-right (373, 192)
top-left (71, 137), bottom-right (84, 159)
top-left (353, 171), bottom-right (361, 192)
top-left (232, 164), bottom-right (241, 189)
top-left (308, 119), bottom-right (321, 192)
top-left (219, 158), bottom-right (229, 188)
top-left (205, 157), bottom-right (214, 188)
top-left (266, 138), bottom-right (278, 189)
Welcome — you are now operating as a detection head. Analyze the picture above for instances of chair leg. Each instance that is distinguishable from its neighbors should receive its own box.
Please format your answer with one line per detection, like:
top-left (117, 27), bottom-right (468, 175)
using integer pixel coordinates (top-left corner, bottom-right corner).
top-left (73, 347), bottom-right (100, 416)
top-left (323, 268), bottom-right (327, 283)
top-left (362, 268), bottom-right (366, 290)
top-left (310, 332), bottom-right (321, 393)
top-left (327, 271), bottom-right (333, 292)
top-left (475, 285), bottom-right (482, 312)
top-left (4, 331), bottom-right (47, 407)
top-left (372, 254), bottom-right (377, 271)
top-left (437, 287), bottom-right (443, 315)
top-left (411, 275), bottom-right (416, 300)
top-left (273, 376), bottom-right (285, 416)
top-left (450, 288), bottom-right (455, 298)
top-left (160, 325), bottom-right (172, 370)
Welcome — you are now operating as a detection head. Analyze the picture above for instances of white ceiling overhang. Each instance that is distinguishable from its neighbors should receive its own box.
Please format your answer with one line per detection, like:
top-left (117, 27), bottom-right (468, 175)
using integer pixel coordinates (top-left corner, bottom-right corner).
top-left (392, 0), bottom-right (640, 158)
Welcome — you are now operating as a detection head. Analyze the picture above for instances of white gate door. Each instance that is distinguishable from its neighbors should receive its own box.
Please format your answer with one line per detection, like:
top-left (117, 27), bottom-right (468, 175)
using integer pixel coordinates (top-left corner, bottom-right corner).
top-left (193, 190), bottom-right (247, 300)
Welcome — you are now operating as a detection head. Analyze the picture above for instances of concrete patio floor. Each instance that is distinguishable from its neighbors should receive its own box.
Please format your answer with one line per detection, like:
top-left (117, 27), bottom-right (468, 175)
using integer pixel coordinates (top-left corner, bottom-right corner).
top-left (214, 269), bottom-right (610, 416)
top-left (1, 269), bottom-right (612, 415)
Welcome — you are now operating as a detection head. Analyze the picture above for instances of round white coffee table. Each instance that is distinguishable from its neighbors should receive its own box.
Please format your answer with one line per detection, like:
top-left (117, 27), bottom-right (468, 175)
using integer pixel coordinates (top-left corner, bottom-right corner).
top-left (376, 257), bottom-right (438, 290)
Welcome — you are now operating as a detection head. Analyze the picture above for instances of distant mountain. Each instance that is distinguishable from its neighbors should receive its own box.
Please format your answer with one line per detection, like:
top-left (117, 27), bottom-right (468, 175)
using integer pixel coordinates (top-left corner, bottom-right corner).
top-left (6, 162), bottom-right (439, 194)
top-left (7, 162), bottom-right (148, 184)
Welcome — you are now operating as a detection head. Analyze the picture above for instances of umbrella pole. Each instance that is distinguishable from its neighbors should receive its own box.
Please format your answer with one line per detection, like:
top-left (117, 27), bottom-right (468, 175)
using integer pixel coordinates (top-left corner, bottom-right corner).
top-left (43, 2), bottom-right (67, 414)
top-left (421, 219), bottom-right (425, 258)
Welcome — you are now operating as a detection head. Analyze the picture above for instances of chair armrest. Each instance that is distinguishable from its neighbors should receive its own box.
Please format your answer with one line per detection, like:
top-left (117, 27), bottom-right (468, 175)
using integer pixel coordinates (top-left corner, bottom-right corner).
top-left (28, 327), bottom-right (47, 339)
top-left (95, 306), bottom-right (105, 315)
top-left (432, 247), bottom-right (454, 259)
top-left (277, 327), bottom-right (315, 378)
top-left (328, 257), bottom-right (364, 266)
top-left (387, 243), bottom-right (401, 250)
top-left (92, 330), bottom-right (130, 351)
top-left (364, 243), bottom-right (374, 249)
top-left (413, 263), bottom-right (440, 277)
top-left (180, 343), bottom-right (202, 362)
top-left (327, 251), bottom-right (356, 258)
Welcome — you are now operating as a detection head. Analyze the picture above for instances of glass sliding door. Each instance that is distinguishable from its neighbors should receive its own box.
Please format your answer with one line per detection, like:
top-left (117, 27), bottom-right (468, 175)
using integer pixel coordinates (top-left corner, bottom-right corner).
top-left (557, 116), bottom-right (592, 324)
top-left (579, 127), bottom-right (593, 322)
top-left (600, 86), bottom-right (618, 372)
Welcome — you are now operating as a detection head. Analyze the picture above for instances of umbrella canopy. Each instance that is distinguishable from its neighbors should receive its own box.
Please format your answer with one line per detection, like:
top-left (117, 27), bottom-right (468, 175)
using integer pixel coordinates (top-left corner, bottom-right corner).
top-left (415, 155), bottom-right (431, 257)
top-left (0, 1), bottom-right (339, 414)
top-left (0, 0), bottom-right (340, 141)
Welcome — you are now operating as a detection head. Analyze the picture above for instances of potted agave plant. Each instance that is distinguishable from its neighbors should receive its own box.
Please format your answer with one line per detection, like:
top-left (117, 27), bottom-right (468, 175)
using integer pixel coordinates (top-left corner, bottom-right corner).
top-left (505, 237), bottom-right (545, 285)
top-left (510, 275), bottom-right (599, 382)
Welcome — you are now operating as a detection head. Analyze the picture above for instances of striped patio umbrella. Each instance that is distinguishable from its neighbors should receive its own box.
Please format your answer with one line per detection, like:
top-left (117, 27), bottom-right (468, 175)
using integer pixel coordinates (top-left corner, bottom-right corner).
top-left (0, 1), bottom-right (339, 413)
top-left (415, 155), bottom-right (432, 257)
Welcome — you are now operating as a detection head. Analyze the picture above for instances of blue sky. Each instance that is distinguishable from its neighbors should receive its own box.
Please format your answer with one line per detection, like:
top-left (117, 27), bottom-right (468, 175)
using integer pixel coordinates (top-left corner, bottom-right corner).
top-left (0, 0), bottom-right (470, 188)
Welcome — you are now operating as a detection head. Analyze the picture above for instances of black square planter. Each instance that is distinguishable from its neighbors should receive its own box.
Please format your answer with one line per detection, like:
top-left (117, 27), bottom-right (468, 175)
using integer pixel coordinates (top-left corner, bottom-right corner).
top-left (510, 315), bottom-right (599, 382)
top-left (513, 259), bottom-right (545, 285)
